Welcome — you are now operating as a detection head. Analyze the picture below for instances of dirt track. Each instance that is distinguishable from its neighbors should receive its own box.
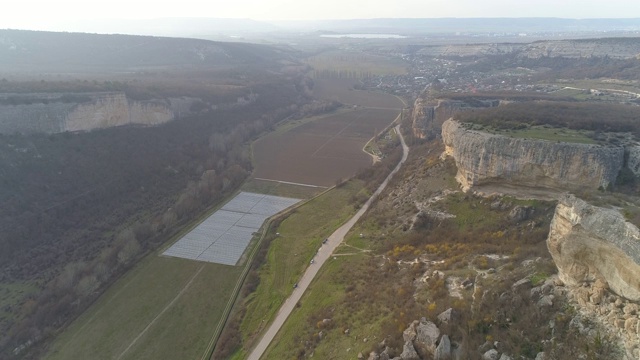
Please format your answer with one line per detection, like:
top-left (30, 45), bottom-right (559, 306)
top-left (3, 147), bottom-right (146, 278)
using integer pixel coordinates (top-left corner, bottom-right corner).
top-left (247, 125), bottom-right (408, 360)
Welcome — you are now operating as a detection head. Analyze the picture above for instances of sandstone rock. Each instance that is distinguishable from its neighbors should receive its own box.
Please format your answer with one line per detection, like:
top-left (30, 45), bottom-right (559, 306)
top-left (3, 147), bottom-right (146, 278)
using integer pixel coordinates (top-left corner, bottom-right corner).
top-left (368, 351), bottom-right (380, 360)
top-left (437, 308), bottom-right (459, 325)
top-left (575, 287), bottom-right (591, 307)
top-left (615, 298), bottom-right (624, 308)
top-left (415, 319), bottom-right (441, 356)
top-left (403, 321), bottom-right (418, 342)
top-left (400, 340), bottom-right (420, 360)
top-left (590, 281), bottom-right (607, 305)
top-left (358, 352), bottom-right (364, 359)
top-left (442, 120), bottom-right (623, 192)
top-left (482, 349), bottom-right (499, 360)
top-left (547, 194), bottom-right (640, 301)
top-left (535, 352), bottom-right (546, 360)
top-left (625, 318), bottom-right (638, 336)
top-left (435, 334), bottom-right (451, 360)
top-left (65, 93), bottom-right (173, 132)
top-left (499, 354), bottom-right (513, 360)
top-left (623, 303), bottom-right (638, 315)
top-left (0, 92), bottom-right (178, 135)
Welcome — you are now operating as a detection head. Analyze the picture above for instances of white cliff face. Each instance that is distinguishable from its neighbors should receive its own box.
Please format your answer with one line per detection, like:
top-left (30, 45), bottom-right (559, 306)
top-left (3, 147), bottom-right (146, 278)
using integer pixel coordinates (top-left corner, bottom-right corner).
top-left (441, 119), bottom-right (624, 192)
top-left (547, 194), bottom-right (640, 301)
top-left (64, 93), bottom-right (173, 132)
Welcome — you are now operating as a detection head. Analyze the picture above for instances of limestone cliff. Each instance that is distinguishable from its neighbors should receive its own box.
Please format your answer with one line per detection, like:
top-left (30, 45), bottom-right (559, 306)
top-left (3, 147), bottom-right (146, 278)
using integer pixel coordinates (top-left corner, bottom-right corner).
top-left (441, 119), bottom-right (624, 192)
top-left (63, 93), bottom-right (173, 132)
top-left (0, 92), bottom-right (188, 134)
top-left (547, 194), bottom-right (640, 301)
top-left (412, 98), bottom-right (499, 139)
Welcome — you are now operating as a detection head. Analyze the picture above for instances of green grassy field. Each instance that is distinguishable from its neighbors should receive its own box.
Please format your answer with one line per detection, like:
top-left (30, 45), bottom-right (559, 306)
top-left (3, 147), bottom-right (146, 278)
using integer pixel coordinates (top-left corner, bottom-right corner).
top-left (45, 256), bottom-right (241, 360)
top-left (263, 254), bottom-right (380, 359)
top-left (479, 125), bottom-right (597, 144)
top-left (231, 179), bottom-right (368, 359)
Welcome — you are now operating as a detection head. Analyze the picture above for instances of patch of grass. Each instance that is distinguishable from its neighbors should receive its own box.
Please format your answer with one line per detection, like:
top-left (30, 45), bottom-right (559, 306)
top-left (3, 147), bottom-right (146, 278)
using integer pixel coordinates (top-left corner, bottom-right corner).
top-left (439, 193), bottom-right (502, 230)
top-left (236, 179), bottom-right (366, 352)
top-left (493, 126), bottom-right (597, 144)
top-left (45, 256), bottom-right (241, 360)
top-left (530, 272), bottom-right (549, 286)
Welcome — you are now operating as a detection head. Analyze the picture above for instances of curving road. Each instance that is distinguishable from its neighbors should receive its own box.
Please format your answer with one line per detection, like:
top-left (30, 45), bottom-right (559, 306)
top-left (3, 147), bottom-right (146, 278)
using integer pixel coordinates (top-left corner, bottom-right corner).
top-left (247, 125), bottom-right (409, 360)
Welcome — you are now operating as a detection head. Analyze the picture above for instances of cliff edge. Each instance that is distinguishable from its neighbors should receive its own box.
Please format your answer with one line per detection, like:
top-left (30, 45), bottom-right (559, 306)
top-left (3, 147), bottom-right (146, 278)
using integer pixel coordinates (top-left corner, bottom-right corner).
top-left (441, 119), bottom-right (624, 192)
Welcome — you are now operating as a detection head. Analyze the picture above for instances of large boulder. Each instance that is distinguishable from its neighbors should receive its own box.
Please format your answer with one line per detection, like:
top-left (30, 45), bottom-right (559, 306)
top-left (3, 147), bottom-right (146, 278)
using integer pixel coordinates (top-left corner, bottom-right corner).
top-left (547, 194), bottom-right (640, 301)
top-left (400, 341), bottom-right (420, 360)
top-left (403, 320), bottom-right (418, 342)
top-left (414, 319), bottom-right (441, 356)
top-left (482, 349), bottom-right (500, 360)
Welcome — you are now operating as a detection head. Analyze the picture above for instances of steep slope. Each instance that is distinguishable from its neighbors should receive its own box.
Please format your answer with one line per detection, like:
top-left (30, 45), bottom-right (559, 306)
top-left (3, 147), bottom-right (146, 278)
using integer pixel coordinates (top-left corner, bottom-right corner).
top-left (441, 119), bottom-right (623, 192)
top-left (0, 29), bottom-right (291, 72)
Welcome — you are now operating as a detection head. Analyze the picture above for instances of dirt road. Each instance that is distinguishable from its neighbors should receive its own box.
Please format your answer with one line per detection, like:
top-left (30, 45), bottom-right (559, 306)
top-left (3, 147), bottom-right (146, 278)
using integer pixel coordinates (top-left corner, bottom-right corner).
top-left (247, 125), bottom-right (408, 360)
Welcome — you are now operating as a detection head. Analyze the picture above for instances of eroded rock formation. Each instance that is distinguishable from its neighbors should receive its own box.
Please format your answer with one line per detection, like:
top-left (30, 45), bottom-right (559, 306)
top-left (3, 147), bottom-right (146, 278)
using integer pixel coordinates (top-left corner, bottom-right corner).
top-left (0, 92), bottom-right (201, 134)
top-left (64, 93), bottom-right (173, 131)
top-left (411, 99), bottom-right (499, 139)
top-left (441, 119), bottom-right (624, 192)
top-left (547, 194), bottom-right (640, 301)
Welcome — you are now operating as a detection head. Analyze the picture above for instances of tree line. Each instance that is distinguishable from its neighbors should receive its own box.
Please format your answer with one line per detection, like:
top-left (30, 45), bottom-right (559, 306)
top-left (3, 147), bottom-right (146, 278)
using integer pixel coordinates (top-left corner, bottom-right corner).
top-left (0, 74), bottom-right (318, 358)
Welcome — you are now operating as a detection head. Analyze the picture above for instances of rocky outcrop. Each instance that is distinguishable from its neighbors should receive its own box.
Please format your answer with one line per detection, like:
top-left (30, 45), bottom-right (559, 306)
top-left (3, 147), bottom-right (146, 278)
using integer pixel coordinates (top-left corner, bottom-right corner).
top-left (412, 98), bottom-right (499, 139)
top-left (547, 194), bottom-right (640, 301)
top-left (0, 92), bottom-right (202, 134)
top-left (441, 119), bottom-right (624, 192)
top-left (64, 93), bottom-right (173, 132)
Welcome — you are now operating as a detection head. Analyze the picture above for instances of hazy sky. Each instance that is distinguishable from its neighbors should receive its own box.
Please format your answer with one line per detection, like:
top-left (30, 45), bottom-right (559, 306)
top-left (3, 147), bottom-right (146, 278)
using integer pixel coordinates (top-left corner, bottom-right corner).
top-left (3, 0), bottom-right (640, 30)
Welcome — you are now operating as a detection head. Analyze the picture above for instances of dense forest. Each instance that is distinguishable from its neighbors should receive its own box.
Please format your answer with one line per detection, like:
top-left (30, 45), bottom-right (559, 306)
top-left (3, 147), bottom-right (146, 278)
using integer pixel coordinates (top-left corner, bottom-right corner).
top-left (0, 73), bottom-right (318, 357)
top-left (456, 101), bottom-right (640, 136)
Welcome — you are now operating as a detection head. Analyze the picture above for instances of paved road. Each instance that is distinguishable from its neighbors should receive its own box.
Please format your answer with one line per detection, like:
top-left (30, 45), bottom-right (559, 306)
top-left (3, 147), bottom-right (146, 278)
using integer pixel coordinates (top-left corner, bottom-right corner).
top-left (247, 125), bottom-right (409, 360)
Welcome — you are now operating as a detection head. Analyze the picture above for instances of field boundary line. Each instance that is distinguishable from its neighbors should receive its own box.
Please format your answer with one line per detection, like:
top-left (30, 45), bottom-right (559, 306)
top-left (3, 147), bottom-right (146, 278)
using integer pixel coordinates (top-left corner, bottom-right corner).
top-left (253, 178), bottom-right (327, 188)
top-left (116, 264), bottom-right (205, 360)
top-left (246, 124), bottom-right (409, 360)
top-left (362, 110), bottom-right (402, 162)
top-left (200, 184), bottom-right (336, 360)
top-left (310, 109), bottom-right (368, 157)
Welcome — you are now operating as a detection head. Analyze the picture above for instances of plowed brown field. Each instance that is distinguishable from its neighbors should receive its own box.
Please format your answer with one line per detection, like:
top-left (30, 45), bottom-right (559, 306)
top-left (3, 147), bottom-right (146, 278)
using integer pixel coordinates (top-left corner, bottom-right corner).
top-left (253, 107), bottom-right (400, 187)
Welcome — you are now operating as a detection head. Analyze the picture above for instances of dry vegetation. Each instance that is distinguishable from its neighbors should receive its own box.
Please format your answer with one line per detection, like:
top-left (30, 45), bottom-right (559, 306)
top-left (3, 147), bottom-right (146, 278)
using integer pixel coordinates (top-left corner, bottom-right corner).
top-left (259, 137), bottom-right (620, 360)
top-left (456, 101), bottom-right (640, 138)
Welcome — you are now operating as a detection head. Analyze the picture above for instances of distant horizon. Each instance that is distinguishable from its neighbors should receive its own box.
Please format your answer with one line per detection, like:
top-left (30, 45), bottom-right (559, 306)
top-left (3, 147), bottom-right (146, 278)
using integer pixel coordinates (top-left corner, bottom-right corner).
top-left (2, 16), bottom-right (639, 37)
top-left (2, 0), bottom-right (639, 32)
